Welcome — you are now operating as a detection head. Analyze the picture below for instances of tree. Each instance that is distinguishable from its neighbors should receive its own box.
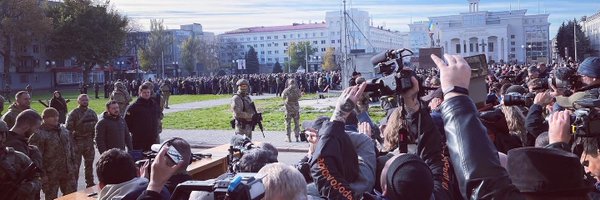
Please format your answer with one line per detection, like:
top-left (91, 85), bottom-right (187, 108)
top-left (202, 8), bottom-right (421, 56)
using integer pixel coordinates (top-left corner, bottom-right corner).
top-left (556, 19), bottom-right (592, 62)
top-left (49, 0), bottom-right (128, 84)
top-left (0, 0), bottom-right (52, 86)
top-left (218, 39), bottom-right (240, 71)
top-left (180, 37), bottom-right (200, 74)
top-left (196, 39), bottom-right (219, 73)
top-left (245, 47), bottom-right (259, 74)
top-left (272, 61), bottom-right (283, 73)
top-left (322, 47), bottom-right (337, 71)
top-left (138, 19), bottom-right (172, 75)
top-left (287, 41), bottom-right (316, 72)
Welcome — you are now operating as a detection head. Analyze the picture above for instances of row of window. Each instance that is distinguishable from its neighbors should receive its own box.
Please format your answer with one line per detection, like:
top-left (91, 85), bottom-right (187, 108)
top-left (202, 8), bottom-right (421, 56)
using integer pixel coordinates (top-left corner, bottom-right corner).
top-left (236, 39), bottom-right (342, 49)
top-left (234, 32), bottom-right (327, 42)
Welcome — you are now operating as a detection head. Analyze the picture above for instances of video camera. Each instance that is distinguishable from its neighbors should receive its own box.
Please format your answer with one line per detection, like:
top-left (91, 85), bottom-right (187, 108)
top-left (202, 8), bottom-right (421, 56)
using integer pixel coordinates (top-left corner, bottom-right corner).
top-left (228, 135), bottom-right (257, 173)
top-left (171, 173), bottom-right (265, 200)
top-left (365, 49), bottom-right (420, 98)
top-left (571, 99), bottom-right (600, 137)
top-left (503, 92), bottom-right (535, 107)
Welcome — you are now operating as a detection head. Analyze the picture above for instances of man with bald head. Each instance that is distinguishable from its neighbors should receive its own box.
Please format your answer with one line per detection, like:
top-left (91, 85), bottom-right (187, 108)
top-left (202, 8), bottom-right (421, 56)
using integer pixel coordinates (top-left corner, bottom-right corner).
top-left (66, 94), bottom-right (98, 187)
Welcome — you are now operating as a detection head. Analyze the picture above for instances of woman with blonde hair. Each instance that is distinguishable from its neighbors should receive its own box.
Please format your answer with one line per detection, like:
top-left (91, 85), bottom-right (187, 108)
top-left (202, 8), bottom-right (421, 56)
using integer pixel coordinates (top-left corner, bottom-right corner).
top-left (382, 107), bottom-right (411, 153)
top-left (500, 105), bottom-right (528, 146)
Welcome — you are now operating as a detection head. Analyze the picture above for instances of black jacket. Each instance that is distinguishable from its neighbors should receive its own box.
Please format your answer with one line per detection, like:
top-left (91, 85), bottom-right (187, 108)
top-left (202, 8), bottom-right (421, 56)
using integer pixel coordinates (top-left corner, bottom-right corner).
top-left (50, 97), bottom-right (68, 124)
top-left (310, 121), bottom-right (358, 200)
top-left (125, 98), bottom-right (160, 151)
top-left (407, 104), bottom-right (460, 200)
top-left (441, 96), bottom-right (524, 200)
top-left (525, 103), bottom-right (548, 146)
top-left (95, 112), bottom-right (132, 153)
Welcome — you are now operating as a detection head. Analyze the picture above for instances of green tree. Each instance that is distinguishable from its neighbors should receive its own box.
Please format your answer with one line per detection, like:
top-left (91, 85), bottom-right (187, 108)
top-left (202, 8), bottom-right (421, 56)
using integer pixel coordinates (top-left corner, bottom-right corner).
top-left (322, 47), bottom-right (337, 71)
top-left (556, 19), bottom-right (592, 61)
top-left (138, 19), bottom-right (172, 74)
top-left (245, 47), bottom-right (259, 74)
top-left (49, 0), bottom-right (128, 84)
top-left (181, 37), bottom-right (200, 74)
top-left (196, 39), bottom-right (219, 73)
top-left (288, 41), bottom-right (316, 72)
top-left (272, 61), bottom-right (283, 73)
top-left (0, 0), bottom-right (52, 86)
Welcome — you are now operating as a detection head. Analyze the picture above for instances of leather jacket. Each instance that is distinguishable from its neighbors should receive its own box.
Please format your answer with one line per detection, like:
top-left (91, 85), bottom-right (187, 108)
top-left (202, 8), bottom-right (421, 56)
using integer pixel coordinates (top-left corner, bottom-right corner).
top-left (441, 96), bottom-right (524, 200)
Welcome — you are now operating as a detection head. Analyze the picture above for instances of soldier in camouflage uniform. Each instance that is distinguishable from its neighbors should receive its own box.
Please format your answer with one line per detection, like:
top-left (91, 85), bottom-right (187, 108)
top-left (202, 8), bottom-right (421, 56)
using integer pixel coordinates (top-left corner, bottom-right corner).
top-left (160, 80), bottom-right (171, 109)
top-left (282, 79), bottom-right (302, 142)
top-left (29, 108), bottom-right (76, 200)
top-left (1, 91), bottom-right (31, 129)
top-left (110, 81), bottom-right (132, 118)
top-left (231, 79), bottom-right (256, 139)
top-left (66, 94), bottom-right (98, 187)
top-left (0, 120), bottom-right (42, 200)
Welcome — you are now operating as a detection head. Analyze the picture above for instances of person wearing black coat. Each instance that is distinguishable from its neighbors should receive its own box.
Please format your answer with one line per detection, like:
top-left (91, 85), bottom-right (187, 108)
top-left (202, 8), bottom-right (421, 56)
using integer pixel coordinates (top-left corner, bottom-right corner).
top-left (50, 91), bottom-right (68, 124)
top-left (124, 84), bottom-right (159, 152)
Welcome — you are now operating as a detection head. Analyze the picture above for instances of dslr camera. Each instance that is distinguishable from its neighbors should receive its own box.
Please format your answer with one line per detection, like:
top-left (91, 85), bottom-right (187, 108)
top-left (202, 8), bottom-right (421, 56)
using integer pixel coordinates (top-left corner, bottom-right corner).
top-left (171, 173), bottom-right (265, 200)
top-left (571, 99), bottom-right (600, 137)
top-left (503, 92), bottom-right (535, 107)
top-left (365, 49), bottom-right (419, 98)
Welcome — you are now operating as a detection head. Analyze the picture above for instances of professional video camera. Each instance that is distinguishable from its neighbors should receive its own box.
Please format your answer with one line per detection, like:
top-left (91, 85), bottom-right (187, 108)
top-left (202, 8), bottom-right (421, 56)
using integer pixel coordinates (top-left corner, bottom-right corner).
top-left (227, 135), bottom-right (257, 172)
top-left (171, 173), bottom-right (265, 200)
top-left (571, 99), bottom-right (600, 137)
top-left (365, 49), bottom-right (422, 98)
top-left (502, 92), bottom-right (535, 107)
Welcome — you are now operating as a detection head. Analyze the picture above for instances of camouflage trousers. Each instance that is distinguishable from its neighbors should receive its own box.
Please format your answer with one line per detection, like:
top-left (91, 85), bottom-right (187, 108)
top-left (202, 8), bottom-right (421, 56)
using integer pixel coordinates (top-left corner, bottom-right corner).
top-left (163, 94), bottom-right (170, 108)
top-left (42, 173), bottom-right (76, 200)
top-left (73, 137), bottom-right (95, 187)
top-left (285, 111), bottom-right (300, 138)
top-left (235, 122), bottom-right (253, 140)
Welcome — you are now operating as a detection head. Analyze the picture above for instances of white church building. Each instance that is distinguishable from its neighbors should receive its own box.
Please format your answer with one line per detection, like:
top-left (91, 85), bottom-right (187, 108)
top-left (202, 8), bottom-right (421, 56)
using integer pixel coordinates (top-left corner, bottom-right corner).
top-left (409, 0), bottom-right (551, 64)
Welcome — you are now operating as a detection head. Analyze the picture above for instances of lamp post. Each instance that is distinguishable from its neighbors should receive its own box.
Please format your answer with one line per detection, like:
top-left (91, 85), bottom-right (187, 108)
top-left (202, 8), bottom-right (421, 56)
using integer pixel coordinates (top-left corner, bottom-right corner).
top-left (46, 60), bottom-right (56, 89)
top-left (521, 44), bottom-right (533, 65)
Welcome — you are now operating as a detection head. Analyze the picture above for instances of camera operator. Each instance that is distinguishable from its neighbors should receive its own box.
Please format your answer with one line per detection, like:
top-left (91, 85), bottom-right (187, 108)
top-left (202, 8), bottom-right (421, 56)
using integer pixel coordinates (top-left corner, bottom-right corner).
top-left (96, 148), bottom-right (172, 200)
top-left (432, 53), bottom-right (592, 199)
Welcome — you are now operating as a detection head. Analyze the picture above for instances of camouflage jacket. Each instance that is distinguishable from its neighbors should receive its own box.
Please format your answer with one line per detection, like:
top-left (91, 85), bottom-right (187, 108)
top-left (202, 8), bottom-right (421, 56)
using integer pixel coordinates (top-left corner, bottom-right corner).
top-left (231, 93), bottom-right (255, 121)
top-left (1, 104), bottom-right (28, 129)
top-left (28, 124), bottom-right (76, 177)
top-left (0, 147), bottom-right (42, 200)
top-left (66, 107), bottom-right (98, 138)
top-left (110, 89), bottom-right (132, 105)
top-left (282, 85), bottom-right (301, 108)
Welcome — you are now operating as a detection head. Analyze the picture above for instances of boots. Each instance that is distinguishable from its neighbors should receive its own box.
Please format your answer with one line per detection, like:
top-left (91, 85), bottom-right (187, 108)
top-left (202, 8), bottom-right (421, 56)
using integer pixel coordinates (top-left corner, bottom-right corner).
top-left (295, 137), bottom-right (299, 142)
top-left (286, 135), bottom-right (292, 142)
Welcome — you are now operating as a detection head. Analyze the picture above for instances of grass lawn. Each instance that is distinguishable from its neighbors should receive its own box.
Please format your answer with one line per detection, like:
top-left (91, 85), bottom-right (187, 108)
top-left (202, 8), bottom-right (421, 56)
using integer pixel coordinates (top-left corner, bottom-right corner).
top-left (1, 89), bottom-right (230, 115)
top-left (163, 94), bottom-right (388, 131)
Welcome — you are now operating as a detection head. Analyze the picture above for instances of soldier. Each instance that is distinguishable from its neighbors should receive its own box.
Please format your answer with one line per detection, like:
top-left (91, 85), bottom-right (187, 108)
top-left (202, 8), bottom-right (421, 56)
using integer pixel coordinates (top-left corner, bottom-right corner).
top-left (0, 120), bottom-right (42, 200)
top-left (110, 81), bottom-right (132, 118)
top-left (94, 82), bottom-right (100, 99)
top-left (160, 80), bottom-right (171, 109)
top-left (29, 108), bottom-right (77, 200)
top-left (66, 94), bottom-right (98, 187)
top-left (282, 79), bottom-right (302, 142)
top-left (231, 79), bottom-right (256, 139)
top-left (1, 91), bottom-right (31, 129)
top-left (103, 81), bottom-right (110, 98)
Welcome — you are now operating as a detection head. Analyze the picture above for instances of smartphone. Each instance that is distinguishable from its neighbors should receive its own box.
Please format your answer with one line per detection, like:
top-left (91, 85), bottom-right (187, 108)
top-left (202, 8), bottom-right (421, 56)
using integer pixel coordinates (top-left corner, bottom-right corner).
top-left (166, 145), bottom-right (183, 164)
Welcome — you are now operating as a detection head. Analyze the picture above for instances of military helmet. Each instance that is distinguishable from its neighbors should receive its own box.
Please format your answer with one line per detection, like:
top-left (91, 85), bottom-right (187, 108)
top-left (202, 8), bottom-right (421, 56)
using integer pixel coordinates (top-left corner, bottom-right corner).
top-left (236, 79), bottom-right (249, 86)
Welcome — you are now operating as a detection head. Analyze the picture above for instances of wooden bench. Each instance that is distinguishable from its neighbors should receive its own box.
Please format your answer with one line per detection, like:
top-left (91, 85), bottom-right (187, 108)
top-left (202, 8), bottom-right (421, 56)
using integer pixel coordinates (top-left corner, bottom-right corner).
top-left (58, 144), bottom-right (231, 200)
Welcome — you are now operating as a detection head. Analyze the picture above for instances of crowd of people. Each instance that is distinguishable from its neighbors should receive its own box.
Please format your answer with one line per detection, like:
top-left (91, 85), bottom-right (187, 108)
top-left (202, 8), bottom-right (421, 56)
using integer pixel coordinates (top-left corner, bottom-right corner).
top-left (1, 53), bottom-right (600, 200)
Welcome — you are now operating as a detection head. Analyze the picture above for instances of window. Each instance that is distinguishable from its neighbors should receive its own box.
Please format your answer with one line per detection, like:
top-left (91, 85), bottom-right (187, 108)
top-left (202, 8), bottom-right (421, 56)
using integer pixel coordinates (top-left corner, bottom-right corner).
top-left (297, 34), bottom-right (301, 38)
top-left (312, 33), bottom-right (316, 37)
top-left (313, 41), bottom-right (318, 44)
top-left (290, 34), bottom-right (294, 38)
top-left (274, 36), bottom-right (278, 39)
top-left (463, 44), bottom-right (467, 53)
top-left (337, 39), bottom-right (341, 43)
top-left (260, 36), bottom-right (264, 40)
top-left (267, 43), bottom-right (271, 47)
top-left (267, 36), bottom-right (271, 40)
top-left (321, 40), bottom-right (326, 44)
top-left (331, 40), bottom-right (336, 44)
top-left (511, 35), bottom-right (515, 39)
top-left (456, 44), bottom-right (461, 53)
top-left (283, 35), bottom-right (286, 39)
top-left (284, 50), bottom-right (288, 53)
top-left (254, 37), bottom-right (257, 40)
top-left (320, 32), bottom-right (324, 36)
top-left (511, 41), bottom-right (515, 45)
top-left (275, 50), bottom-right (279, 54)
top-left (511, 48), bottom-right (516, 51)
top-left (488, 43), bottom-right (494, 52)
top-left (284, 42), bottom-right (288, 46)
top-left (305, 33), bottom-right (308, 37)
top-left (254, 44), bottom-right (258, 47)
top-left (261, 51), bottom-right (265, 55)
top-left (240, 45), bottom-right (244, 48)
top-left (268, 58), bottom-right (272, 61)
top-left (470, 44), bottom-right (473, 52)
top-left (261, 44), bottom-right (265, 47)
top-left (268, 51), bottom-right (272, 54)
top-left (274, 43), bottom-right (279, 47)
top-left (321, 48), bottom-right (326, 52)
top-left (284, 57), bottom-right (289, 61)
top-left (261, 58), bottom-right (265, 62)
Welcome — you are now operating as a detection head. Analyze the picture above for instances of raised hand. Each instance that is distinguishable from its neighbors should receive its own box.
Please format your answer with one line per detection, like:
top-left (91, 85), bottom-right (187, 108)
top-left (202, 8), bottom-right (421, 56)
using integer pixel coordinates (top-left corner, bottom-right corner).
top-left (431, 54), bottom-right (471, 100)
top-left (331, 83), bottom-right (367, 123)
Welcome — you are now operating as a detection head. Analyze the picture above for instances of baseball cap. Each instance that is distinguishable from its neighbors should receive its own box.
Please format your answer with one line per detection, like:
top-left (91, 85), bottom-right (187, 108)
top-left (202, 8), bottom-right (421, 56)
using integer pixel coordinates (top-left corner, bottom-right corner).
top-left (577, 57), bottom-right (600, 78)
top-left (302, 116), bottom-right (330, 132)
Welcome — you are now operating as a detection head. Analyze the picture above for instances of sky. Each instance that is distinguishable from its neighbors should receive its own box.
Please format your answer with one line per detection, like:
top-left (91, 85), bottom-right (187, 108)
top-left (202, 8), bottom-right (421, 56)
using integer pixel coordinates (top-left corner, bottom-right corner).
top-left (110, 0), bottom-right (600, 36)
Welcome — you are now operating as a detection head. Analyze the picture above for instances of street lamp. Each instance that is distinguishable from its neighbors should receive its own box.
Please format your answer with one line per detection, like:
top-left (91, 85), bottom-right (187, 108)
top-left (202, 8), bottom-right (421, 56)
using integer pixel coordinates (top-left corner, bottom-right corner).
top-left (46, 60), bottom-right (56, 90)
top-left (172, 61), bottom-right (179, 77)
top-left (521, 44), bottom-right (533, 65)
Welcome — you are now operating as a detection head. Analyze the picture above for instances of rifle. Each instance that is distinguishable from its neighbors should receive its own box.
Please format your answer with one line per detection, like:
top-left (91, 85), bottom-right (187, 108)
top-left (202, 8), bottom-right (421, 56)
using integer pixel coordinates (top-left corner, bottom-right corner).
top-left (249, 102), bottom-right (265, 138)
top-left (38, 100), bottom-right (49, 108)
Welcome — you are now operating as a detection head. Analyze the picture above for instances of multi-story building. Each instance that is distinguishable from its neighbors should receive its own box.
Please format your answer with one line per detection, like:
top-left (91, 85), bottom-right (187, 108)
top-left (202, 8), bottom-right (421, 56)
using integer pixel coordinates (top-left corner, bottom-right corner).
top-left (582, 10), bottom-right (600, 57)
top-left (217, 9), bottom-right (408, 73)
top-left (408, 0), bottom-right (551, 65)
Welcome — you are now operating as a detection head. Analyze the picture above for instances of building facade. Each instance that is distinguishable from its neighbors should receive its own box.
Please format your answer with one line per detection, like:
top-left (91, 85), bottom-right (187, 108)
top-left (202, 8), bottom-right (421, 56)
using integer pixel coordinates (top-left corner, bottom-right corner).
top-left (582, 11), bottom-right (600, 57)
top-left (409, 0), bottom-right (551, 64)
top-left (217, 9), bottom-right (408, 73)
